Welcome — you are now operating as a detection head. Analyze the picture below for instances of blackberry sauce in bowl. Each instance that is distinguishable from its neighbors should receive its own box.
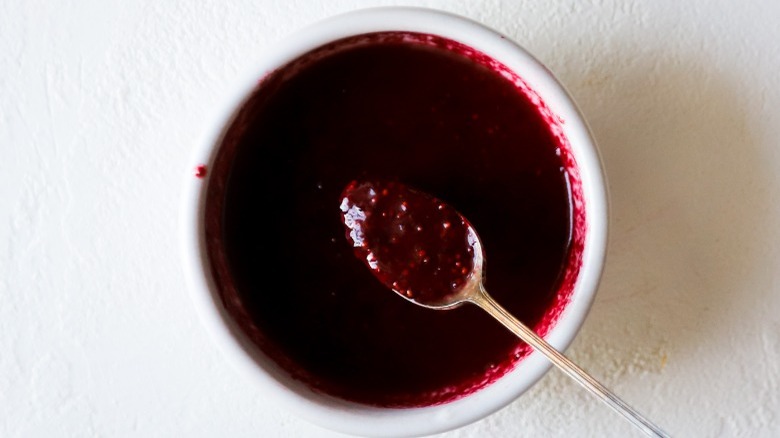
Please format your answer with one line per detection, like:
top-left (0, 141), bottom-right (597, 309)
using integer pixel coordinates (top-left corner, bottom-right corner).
top-left (204, 32), bottom-right (585, 408)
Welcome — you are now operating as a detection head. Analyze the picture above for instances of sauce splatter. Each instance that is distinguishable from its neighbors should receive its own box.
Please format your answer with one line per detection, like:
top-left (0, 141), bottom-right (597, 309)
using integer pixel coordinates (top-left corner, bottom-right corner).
top-left (194, 165), bottom-right (208, 178)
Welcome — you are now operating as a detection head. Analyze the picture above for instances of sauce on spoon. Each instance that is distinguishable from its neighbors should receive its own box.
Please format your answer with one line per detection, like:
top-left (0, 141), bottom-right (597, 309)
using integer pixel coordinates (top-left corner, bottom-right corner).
top-left (340, 180), bottom-right (477, 305)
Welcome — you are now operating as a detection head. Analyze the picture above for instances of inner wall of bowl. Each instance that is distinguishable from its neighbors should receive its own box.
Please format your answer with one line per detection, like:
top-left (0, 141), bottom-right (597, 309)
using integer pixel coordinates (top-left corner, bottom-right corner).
top-left (189, 8), bottom-right (606, 436)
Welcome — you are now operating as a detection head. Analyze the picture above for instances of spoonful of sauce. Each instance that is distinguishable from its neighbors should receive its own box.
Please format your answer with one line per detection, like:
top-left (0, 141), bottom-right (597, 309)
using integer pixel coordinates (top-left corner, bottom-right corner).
top-left (340, 180), bottom-right (668, 437)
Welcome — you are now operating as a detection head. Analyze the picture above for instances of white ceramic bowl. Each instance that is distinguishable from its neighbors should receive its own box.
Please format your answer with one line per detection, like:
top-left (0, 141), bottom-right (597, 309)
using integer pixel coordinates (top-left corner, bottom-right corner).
top-left (181, 7), bottom-right (608, 437)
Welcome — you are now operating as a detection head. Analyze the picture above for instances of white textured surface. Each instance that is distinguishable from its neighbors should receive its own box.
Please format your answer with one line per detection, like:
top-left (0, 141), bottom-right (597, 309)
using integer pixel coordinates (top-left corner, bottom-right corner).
top-left (2, 0), bottom-right (780, 436)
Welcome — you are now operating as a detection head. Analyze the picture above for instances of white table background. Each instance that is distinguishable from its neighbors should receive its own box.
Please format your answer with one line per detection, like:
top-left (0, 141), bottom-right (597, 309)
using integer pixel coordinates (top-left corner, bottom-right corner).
top-left (3, 0), bottom-right (780, 436)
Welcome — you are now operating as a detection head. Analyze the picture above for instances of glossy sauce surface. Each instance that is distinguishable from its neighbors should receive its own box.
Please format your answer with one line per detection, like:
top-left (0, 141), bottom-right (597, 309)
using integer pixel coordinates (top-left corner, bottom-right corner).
top-left (205, 32), bottom-right (582, 407)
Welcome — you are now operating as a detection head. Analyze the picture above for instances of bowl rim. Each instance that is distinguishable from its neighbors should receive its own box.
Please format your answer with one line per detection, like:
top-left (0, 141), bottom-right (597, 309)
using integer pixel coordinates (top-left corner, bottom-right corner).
top-left (179, 6), bottom-right (608, 437)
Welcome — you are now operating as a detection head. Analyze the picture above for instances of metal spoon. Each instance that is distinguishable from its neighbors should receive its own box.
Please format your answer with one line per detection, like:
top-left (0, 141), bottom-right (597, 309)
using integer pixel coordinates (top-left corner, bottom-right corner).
top-left (340, 181), bottom-right (669, 438)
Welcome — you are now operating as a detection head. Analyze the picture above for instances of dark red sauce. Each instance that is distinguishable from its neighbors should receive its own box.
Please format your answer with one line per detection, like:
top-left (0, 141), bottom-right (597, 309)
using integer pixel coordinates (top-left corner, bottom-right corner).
top-left (205, 32), bottom-right (585, 407)
top-left (340, 180), bottom-right (477, 305)
top-left (194, 164), bottom-right (208, 178)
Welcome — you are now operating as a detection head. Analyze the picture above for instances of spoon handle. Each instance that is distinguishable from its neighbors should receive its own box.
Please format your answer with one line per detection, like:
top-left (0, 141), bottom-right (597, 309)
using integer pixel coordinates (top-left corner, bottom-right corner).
top-left (470, 288), bottom-right (670, 438)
